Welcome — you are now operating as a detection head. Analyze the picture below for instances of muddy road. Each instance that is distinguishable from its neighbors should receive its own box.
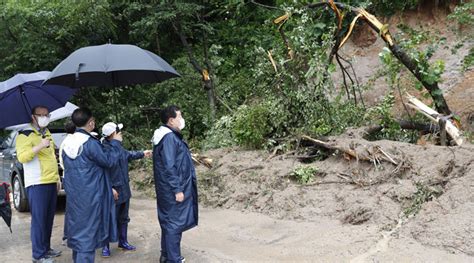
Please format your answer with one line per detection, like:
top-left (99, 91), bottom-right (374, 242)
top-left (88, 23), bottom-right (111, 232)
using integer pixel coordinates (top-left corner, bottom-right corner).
top-left (1, 190), bottom-right (472, 263)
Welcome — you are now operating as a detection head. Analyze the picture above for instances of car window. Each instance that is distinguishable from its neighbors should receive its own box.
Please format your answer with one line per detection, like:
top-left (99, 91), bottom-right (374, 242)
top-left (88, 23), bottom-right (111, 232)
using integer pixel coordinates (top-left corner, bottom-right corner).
top-left (2, 131), bottom-right (17, 148)
top-left (51, 133), bottom-right (67, 149)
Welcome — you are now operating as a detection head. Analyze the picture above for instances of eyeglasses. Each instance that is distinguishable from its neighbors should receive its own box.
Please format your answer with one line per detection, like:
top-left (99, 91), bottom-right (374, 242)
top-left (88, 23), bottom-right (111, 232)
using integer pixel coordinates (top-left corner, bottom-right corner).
top-left (34, 113), bottom-right (51, 118)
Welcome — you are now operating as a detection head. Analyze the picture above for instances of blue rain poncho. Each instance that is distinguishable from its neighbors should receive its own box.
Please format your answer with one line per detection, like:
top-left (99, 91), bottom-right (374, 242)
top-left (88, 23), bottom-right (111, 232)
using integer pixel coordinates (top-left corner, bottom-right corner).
top-left (152, 126), bottom-right (198, 234)
top-left (102, 139), bottom-right (144, 204)
top-left (62, 129), bottom-right (119, 252)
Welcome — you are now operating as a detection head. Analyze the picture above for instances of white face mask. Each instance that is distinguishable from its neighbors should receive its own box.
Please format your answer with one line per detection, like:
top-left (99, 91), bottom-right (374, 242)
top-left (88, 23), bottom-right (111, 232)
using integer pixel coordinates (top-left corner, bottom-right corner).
top-left (179, 118), bottom-right (185, 130)
top-left (37, 116), bottom-right (50, 128)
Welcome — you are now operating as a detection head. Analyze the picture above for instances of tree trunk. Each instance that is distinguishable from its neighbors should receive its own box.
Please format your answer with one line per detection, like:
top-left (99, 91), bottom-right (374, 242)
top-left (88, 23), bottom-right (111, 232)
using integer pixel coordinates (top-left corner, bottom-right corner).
top-left (406, 93), bottom-right (463, 145)
top-left (171, 20), bottom-right (217, 121)
top-left (202, 28), bottom-right (217, 121)
top-left (306, 2), bottom-right (452, 115)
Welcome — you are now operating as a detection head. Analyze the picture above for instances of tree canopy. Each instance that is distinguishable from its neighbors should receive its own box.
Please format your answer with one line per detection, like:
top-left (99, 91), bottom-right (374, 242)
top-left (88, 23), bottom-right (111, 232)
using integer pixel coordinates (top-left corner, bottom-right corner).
top-left (0, 0), bottom-right (469, 149)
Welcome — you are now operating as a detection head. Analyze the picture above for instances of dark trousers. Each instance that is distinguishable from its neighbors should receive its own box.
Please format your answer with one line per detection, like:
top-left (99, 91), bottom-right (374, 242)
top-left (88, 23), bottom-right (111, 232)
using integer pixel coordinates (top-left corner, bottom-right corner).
top-left (161, 230), bottom-right (182, 263)
top-left (116, 200), bottom-right (130, 225)
top-left (63, 204), bottom-right (68, 240)
top-left (72, 250), bottom-right (95, 263)
top-left (26, 183), bottom-right (57, 260)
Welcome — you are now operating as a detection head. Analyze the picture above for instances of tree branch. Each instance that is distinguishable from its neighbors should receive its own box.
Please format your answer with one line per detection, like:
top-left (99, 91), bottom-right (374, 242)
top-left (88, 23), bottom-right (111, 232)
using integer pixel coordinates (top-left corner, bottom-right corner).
top-left (306, 2), bottom-right (452, 115)
top-left (171, 21), bottom-right (203, 74)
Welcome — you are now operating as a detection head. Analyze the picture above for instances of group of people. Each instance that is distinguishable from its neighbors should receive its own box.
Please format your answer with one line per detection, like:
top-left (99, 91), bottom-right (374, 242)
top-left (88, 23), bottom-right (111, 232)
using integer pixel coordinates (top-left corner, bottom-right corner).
top-left (16, 105), bottom-right (198, 263)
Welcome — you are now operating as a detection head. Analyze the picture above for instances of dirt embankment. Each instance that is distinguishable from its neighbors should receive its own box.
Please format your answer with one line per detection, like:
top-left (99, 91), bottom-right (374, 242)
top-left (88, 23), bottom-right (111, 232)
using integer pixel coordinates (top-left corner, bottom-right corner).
top-left (192, 132), bottom-right (473, 256)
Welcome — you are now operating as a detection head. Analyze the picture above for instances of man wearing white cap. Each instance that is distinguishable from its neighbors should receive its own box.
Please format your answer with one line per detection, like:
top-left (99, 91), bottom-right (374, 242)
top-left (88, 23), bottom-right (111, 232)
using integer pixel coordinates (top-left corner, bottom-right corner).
top-left (100, 122), bottom-right (152, 258)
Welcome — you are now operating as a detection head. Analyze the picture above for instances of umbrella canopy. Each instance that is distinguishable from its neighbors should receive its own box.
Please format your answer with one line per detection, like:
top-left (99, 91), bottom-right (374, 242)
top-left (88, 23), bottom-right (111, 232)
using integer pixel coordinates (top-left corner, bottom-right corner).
top-left (44, 44), bottom-right (180, 88)
top-left (6, 102), bottom-right (79, 130)
top-left (0, 71), bottom-right (76, 129)
top-left (0, 183), bottom-right (12, 233)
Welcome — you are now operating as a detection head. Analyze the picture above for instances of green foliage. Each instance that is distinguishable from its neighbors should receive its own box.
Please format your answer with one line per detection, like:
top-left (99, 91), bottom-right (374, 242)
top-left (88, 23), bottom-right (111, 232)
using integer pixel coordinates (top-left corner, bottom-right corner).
top-left (465, 131), bottom-right (474, 144)
top-left (202, 4), bottom-right (370, 149)
top-left (203, 99), bottom-right (284, 150)
top-left (365, 93), bottom-right (418, 142)
top-left (378, 25), bottom-right (446, 120)
top-left (366, 93), bottom-right (397, 127)
top-left (202, 116), bottom-right (237, 150)
top-left (232, 101), bottom-right (282, 148)
top-left (404, 183), bottom-right (442, 216)
top-left (461, 47), bottom-right (474, 72)
top-left (232, 103), bottom-right (273, 149)
top-left (368, 0), bottom-right (420, 16)
top-left (0, 0), bottom-right (465, 153)
top-left (291, 166), bottom-right (318, 184)
top-left (448, 2), bottom-right (474, 26)
top-left (379, 25), bottom-right (446, 89)
top-left (0, 0), bottom-right (115, 79)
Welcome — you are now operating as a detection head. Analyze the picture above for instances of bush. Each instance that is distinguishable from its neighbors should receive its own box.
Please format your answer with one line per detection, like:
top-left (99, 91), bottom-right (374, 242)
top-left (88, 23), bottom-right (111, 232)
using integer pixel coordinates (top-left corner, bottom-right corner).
top-left (201, 115), bottom-right (237, 150)
top-left (232, 102), bottom-right (274, 149)
top-left (461, 47), bottom-right (474, 72)
top-left (202, 99), bottom-right (283, 150)
top-left (291, 166), bottom-right (318, 184)
top-left (365, 93), bottom-right (419, 143)
top-left (448, 2), bottom-right (474, 26)
top-left (404, 183), bottom-right (442, 216)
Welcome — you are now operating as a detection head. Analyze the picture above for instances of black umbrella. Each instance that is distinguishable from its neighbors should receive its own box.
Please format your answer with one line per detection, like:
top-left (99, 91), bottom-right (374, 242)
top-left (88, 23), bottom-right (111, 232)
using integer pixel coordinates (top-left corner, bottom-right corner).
top-left (0, 183), bottom-right (12, 233)
top-left (44, 44), bottom-right (180, 88)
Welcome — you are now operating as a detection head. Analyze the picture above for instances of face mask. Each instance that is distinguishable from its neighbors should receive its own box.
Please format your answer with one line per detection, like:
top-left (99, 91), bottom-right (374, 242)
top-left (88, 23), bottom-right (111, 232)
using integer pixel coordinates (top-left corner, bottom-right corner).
top-left (37, 116), bottom-right (50, 128)
top-left (179, 118), bottom-right (185, 130)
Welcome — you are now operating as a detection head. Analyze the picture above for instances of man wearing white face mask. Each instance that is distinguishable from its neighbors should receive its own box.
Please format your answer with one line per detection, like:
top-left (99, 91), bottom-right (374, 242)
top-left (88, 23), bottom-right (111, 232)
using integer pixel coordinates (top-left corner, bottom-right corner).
top-left (16, 105), bottom-right (62, 263)
top-left (152, 105), bottom-right (198, 263)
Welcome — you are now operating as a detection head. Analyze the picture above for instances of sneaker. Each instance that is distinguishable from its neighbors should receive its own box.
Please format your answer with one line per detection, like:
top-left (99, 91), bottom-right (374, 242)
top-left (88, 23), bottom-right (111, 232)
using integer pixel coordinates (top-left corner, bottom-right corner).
top-left (102, 246), bottom-right (111, 258)
top-left (32, 257), bottom-right (55, 263)
top-left (118, 241), bottom-right (136, 251)
top-left (45, 248), bottom-right (62, 258)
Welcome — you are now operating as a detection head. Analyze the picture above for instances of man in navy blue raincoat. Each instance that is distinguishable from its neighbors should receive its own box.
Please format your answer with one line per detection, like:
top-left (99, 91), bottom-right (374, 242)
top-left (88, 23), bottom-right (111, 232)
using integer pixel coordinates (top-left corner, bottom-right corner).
top-left (152, 105), bottom-right (198, 263)
top-left (61, 108), bottom-right (120, 263)
top-left (100, 122), bottom-right (152, 257)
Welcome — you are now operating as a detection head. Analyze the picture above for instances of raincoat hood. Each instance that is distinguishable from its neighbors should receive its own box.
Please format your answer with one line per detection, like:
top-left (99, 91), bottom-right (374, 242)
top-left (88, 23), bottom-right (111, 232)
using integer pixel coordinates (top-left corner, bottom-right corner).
top-left (152, 126), bottom-right (172, 145)
top-left (62, 131), bottom-right (90, 159)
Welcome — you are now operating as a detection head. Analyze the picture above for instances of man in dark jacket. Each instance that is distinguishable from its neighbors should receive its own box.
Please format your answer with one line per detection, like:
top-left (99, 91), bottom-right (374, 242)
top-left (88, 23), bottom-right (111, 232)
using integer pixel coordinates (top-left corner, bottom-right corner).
top-left (61, 108), bottom-right (120, 263)
top-left (100, 122), bottom-right (152, 257)
top-left (152, 105), bottom-right (198, 263)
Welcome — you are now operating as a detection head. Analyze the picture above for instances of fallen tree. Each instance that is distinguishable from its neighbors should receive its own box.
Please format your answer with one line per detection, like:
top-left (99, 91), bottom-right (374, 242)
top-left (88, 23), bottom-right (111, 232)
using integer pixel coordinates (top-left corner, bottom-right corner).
top-left (304, 0), bottom-right (453, 115)
top-left (300, 135), bottom-right (401, 166)
top-left (405, 93), bottom-right (463, 145)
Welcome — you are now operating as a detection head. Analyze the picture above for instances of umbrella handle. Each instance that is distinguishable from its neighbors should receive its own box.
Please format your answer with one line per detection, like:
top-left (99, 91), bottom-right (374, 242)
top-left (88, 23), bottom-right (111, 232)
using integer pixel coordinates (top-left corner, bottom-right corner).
top-left (75, 63), bottom-right (84, 81)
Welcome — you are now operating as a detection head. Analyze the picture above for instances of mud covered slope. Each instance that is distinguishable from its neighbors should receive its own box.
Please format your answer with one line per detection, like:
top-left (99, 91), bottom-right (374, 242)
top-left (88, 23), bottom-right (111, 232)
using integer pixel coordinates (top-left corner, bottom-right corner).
top-left (196, 133), bottom-right (474, 255)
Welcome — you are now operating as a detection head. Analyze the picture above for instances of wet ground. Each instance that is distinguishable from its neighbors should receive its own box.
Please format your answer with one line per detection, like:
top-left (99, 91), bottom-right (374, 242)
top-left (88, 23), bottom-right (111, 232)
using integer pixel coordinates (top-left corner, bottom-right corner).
top-left (1, 190), bottom-right (472, 263)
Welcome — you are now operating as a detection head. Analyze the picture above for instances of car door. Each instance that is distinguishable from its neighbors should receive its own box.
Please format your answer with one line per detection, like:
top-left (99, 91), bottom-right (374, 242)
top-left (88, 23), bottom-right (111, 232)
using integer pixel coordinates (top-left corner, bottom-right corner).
top-left (1, 131), bottom-right (18, 184)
